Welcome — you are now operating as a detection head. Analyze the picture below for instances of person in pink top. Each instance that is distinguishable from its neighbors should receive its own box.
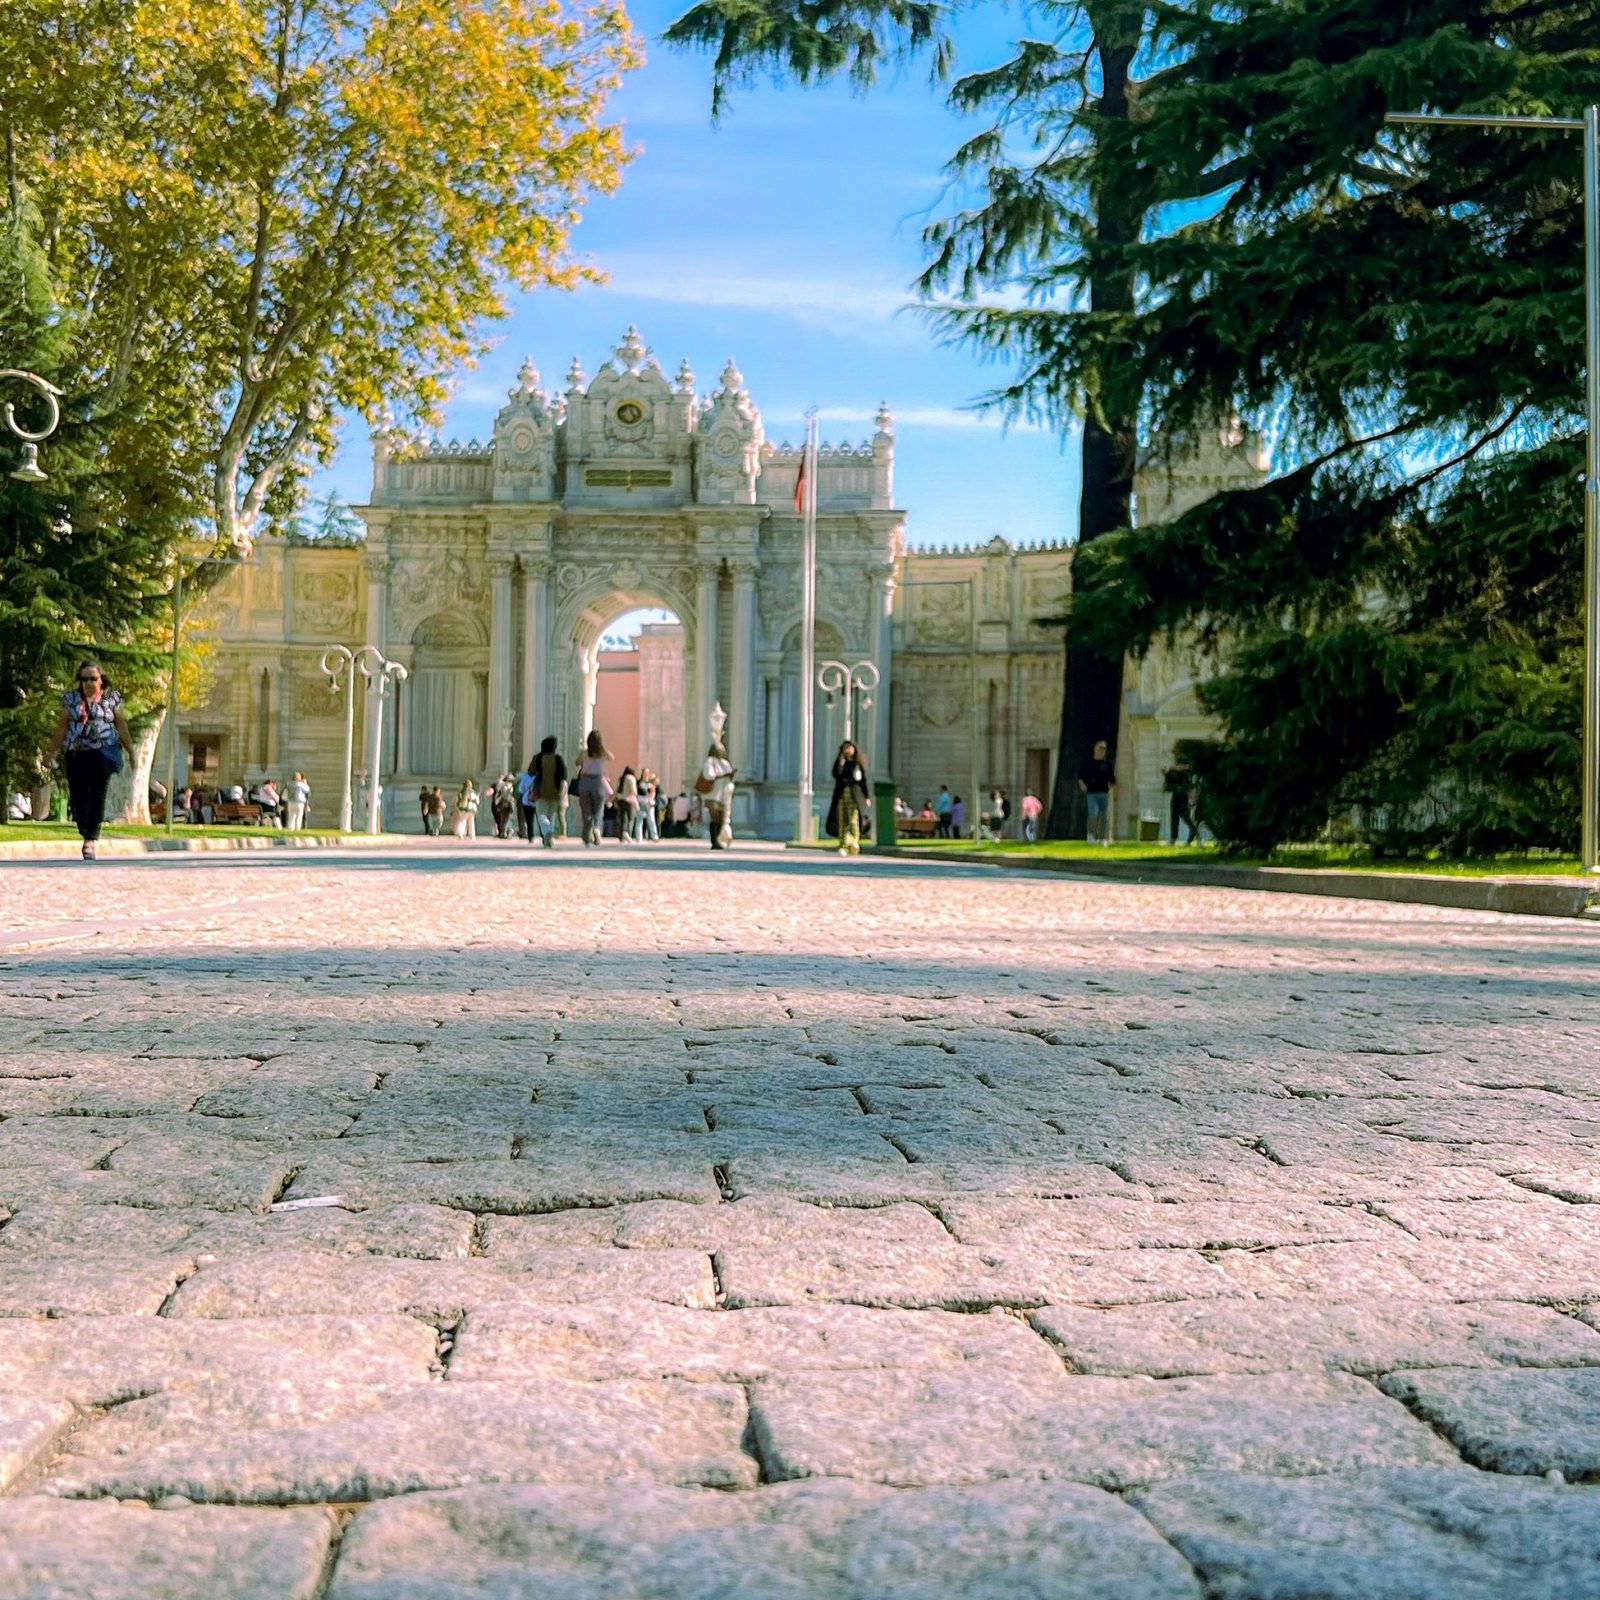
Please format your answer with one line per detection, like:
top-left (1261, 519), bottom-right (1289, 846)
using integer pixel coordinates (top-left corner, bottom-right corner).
top-left (1021, 789), bottom-right (1043, 843)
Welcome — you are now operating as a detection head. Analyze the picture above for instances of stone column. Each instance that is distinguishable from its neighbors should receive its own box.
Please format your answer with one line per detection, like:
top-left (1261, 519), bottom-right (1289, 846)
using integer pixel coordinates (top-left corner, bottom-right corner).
top-left (363, 552), bottom-right (389, 654)
top-left (696, 559), bottom-right (720, 752)
top-left (869, 564), bottom-right (895, 777)
top-left (486, 555), bottom-right (514, 777)
top-left (520, 559), bottom-right (549, 762)
top-left (729, 558), bottom-right (758, 776)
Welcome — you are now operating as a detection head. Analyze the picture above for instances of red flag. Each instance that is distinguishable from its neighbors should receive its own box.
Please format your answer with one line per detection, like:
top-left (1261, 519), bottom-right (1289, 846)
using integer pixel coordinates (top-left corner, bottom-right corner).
top-left (793, 444), bottom-right (807, 515)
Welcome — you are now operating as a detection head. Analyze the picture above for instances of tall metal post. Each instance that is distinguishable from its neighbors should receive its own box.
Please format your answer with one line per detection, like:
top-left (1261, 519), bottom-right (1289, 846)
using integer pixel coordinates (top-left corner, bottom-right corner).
top-left (1388, 106), bottom-right (1600, 870)
top-left (321, 645), bottom-right (358, 831)
top-left (1583, 105), bottom-right (1600, 872)
top-left (797, 409), bottom-right (819, 842)
top-left (164, 567), bottom-right (182, 835)
top-left (968, 574), bottom-right (980, 843)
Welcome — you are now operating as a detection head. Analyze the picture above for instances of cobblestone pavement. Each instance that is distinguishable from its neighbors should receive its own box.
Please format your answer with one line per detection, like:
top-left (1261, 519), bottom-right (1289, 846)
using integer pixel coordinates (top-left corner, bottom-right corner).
top-left (1, 840), bottom-right (1599, 1598)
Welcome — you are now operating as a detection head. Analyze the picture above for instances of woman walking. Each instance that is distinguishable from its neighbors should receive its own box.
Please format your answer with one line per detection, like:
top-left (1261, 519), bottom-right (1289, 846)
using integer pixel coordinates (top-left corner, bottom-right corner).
top-left (577, 729), bottom-right (611, 846)
top-left (615, 766), bottom-right (639, 843)
top-left (826, 739), bottom-right (869, 857)
top-left (452, 778), bottom-right (479, 839)
top-left (700, 740), bottom-right (735, 850)
top-left (635, 768), bottom-right (659, 841)
top-left (425, 785), bottom-right (446, 835)
top-left (532, 737), bottom-right (566, 847)
top-left (42, 659), bottom-right (135, 860)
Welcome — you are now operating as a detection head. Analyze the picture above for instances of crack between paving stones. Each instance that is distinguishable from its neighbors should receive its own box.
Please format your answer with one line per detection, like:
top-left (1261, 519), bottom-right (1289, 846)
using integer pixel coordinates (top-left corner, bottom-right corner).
top-left (307, 1509), bottom-right (355, 1600)
top-left (881, 1133), bottom-right (916, 1164)
top-left (155, 1266), bottom-right (199, 1316)
top-left (710, 1251), bottom-right (728, 1309)
top-left (737, 1385), bottom-right (775, 1485)
top-left (1358, 1373), bottom-right (1472, 1468)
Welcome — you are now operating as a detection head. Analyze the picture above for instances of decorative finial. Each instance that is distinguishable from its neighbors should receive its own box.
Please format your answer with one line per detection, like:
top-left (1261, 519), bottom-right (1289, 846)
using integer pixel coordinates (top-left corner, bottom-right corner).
top-left (719, 358), bottom-right (744, 394)
top-left (514, 356), bottom-right (540, 398)
top-left (565, 355), bottom-right (586, 390)
top-left (675, 357), bottom-right (696, 393)
top-left (875, 400), bottom-right (894, 433)
top-left (614, 325), bottom-right (649, 372)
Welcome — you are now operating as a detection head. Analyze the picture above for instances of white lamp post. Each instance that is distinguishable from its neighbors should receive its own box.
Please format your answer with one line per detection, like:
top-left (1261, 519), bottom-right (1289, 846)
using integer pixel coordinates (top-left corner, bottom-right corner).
top-left (816, 659), bottom-right (880, 746)
top-left (1385, 105), bottom-right (1600, 871)
top-left (0, 369), bottom-right (62, 483)
top-left (322, 643), bottom-right (407, 833)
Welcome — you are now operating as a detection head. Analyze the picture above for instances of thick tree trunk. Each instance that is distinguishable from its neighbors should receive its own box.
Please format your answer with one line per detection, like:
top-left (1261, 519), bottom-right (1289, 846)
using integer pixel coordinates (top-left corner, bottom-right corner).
top-left (1048, 4), bottom-right (1141, 841)
top-left (117, 712), bottom-right (164, 824)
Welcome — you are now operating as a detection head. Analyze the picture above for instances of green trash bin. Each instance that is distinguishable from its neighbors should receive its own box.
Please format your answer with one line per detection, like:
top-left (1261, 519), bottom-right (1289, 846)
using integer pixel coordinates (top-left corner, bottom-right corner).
top-left (874, 780), bottom-right (897, 848)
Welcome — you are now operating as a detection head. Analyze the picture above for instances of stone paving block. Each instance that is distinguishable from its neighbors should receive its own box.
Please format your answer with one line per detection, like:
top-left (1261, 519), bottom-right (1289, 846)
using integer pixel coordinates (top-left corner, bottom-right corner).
top-left (0, 1497), bottom-right (336, 1600)
top-left (1211, 1242), bottom-right (1434, 1300)
top-left (0, 1256), bottom-right (190, 1317)
top-left (1379, 1367), bottom-right (1600, 1477)
top-left (47, 1377), bottom-right (756, 1501)
top-left (0, 1398), bottom-right (75, 1492)
top-left (1513, 1169), bottom-right (1600, 1205)
top-left (1133, 1468), bottom-right (1600, 1600)
top-left (1399, 1237), bottom-right (1600, 1302)
top-left (939, 1196), bottom-right (1393, 1251)
top-left (715, 1241), bottom-right (1049, 1311)
top-left (1032, 1299), bottom-right (1600, 1376)
top-left (282, 1150), bottom-right (721, 1212)
top-left (748, 1368), bottom-right (1457, 1489)
top-left (0, 1120), bottom-right (125, 1171)
top-left (168, 1249), bottom-right (717, 1320)
top-left (482, 1197), bottom-right (949, 1256)
top-left (0, 1314), bottom-right (438, 1405)
top-left (447, 1301), bottom-right (1063, 1383)
top-left (325, 1478), bottom-right (1205, 1600)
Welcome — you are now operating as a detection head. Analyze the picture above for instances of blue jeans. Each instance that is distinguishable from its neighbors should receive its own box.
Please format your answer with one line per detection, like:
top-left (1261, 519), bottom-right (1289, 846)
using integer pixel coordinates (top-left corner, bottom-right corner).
top-left (1085, 791), bottom-right (1110, 842)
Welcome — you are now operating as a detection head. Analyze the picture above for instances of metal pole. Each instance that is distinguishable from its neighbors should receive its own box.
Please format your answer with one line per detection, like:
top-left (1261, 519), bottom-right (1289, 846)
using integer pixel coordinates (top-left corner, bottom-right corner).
top-left (798, 410), bottom-right (819, 842)
top-left (969, 575), bottom-right (980, 842)
top-left (340, 661), bottom-right (355, 831)
top-left (164, 567), bottom-right (182, 835)
top-left (1583, 105), bottom-right (1600, 872)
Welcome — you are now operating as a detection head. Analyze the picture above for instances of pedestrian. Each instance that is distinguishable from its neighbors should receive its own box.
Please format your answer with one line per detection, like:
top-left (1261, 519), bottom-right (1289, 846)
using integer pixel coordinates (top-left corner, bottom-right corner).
top-left (452, 777), bottom-right (479, 839)
top-left (490, 774), bottom-right (516, 839)
top-left (634, 768), bottom-right (659, 840)
top-left (933, 785), bottom-right (953, 838)
top-left (671, 790), bottom-right (691, 838)
top-left (41, 659), bottom-right (135, 860)
top-left (1078, 739), bottom-right (1116, 844)
top-left (1021, 788), bottom-right (1043, 843)
top-left (516, 763), bottom-right (537, 841)
top-left (987, 788), bottom-right (1010, 840)
top-left (950, 794), bottom-right (965, 836)
top-left (285, 772), bottom-right (311, 830)
top-left (616, 766), bottom-right (639, 842)
top-left (418, 785), bottom-right (431, 831)
top-left (424, 785), bottom-right (445, 835)
top-left (699, 740), bottom-right (735, 849)
top-left (532, 737), bottom-right (566, 848)
top-left (826, 739), bottom-right (869, 857)
top-left (1166, 763), bottom-right (1201, 845)
top-left (577, 729), bottom-right (611, 846)
top-left (258, 776), bottom-right (282, 826)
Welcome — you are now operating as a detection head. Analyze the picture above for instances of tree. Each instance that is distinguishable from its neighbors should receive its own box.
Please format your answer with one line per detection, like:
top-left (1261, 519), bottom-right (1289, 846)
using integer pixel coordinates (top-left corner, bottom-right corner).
top-left (1063, 0), bottom-right (1600, 851)
top-left (664, 0), bottom-right (1160, 836)
top-left (0, 193), bottom-right (192, 817)
top-left (2, 0), bottom-right (637, 809)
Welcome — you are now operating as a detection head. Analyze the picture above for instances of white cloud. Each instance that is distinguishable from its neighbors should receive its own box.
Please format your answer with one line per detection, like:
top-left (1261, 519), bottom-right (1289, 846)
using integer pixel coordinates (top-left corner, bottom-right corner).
top-left (811, 404), bottom-right (1047, 435)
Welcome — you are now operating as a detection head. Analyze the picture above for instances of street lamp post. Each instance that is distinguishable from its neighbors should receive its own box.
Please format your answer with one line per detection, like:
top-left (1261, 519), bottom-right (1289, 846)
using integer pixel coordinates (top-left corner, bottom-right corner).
top-left (322, 643), bottom-right (407, 833)
top-left (816, 659), bottom-right (880, 746)
top-left (1386, 105), bottom-right (1600, 871)
top-left (0, 369), bottom-right (62, 483)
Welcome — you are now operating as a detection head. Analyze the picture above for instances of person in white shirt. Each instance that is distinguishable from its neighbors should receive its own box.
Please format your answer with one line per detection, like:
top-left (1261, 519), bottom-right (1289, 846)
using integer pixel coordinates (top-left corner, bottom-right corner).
top-left (285, 772), bottom-right (311, 830)
top-left (700, 741), bottom-right (735, 850)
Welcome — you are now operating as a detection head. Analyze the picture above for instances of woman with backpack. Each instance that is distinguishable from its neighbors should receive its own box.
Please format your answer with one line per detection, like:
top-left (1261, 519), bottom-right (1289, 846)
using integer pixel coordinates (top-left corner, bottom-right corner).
top-left (41, 659), bottom-right (135, 861)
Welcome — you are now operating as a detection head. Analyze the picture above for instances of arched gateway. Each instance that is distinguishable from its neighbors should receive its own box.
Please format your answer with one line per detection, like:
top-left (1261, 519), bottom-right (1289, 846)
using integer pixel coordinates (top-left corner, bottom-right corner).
top-left (193, 327), bottom-right (1266, 840)
top-left (359, 327), bottom-right (902, 836)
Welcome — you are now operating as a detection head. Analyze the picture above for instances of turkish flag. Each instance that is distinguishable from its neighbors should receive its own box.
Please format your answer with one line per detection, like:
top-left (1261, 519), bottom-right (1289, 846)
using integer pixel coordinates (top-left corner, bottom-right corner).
top-left (793, 446), bottom-right (807, 515)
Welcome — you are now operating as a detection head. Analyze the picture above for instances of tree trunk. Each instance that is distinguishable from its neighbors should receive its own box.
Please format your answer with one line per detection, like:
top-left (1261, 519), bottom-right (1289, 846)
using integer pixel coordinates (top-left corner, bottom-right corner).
top-left (117, 711), bottom-right (164, 824)
top-left (1048, 3), bottom-right (1142, 841)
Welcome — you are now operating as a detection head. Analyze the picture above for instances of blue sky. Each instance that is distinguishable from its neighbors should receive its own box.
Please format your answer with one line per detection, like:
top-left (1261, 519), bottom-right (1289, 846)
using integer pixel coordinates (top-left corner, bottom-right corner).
top-left (320, 0), bottom-right (1080, 548)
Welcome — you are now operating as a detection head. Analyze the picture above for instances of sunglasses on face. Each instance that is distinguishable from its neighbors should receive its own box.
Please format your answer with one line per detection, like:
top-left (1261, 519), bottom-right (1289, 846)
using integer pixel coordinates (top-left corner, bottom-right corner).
top-left (79, 675), bottom-right (100, 683)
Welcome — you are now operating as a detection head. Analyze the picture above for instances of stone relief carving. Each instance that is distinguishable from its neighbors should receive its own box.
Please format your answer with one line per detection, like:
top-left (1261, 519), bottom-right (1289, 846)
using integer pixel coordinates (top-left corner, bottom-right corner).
top-left (291, 568), bottom-right (356, 633)
top-left (909, 665), bottom-right (970, 729)
top-left (695, 359), bottom-right (763, 505)
top-left (491, 357), bottom-right (557, 501)
top-left (912, 585), bottom-right (970, 645)
top-left (292, 671), bottom-right (341, 718)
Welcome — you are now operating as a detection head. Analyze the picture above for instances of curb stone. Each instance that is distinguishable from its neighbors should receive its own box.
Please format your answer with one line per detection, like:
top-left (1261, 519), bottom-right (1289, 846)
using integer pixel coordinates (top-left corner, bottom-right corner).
top-left (859, 846), bottom-right (1600, 919)
top-left (0, 833), bottom-right (404, 860)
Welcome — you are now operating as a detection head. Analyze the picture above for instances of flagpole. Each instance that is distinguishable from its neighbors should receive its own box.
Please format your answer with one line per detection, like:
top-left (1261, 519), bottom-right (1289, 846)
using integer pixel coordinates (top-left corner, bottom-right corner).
top-left (798, 408), bottom-right (819, 842)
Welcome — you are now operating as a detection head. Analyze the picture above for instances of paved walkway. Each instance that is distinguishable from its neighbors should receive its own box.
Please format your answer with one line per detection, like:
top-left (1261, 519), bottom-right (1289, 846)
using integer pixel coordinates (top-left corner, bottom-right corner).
top-left (1, 840), bottom-right (1598, 1598)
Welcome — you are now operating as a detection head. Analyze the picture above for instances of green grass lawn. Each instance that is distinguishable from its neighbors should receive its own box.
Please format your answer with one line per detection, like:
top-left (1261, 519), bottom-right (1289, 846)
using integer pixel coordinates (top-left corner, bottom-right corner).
top-left (886, 837), bottom-right (1588, 877)
top-left (0, 821), bottom-right (351, 842)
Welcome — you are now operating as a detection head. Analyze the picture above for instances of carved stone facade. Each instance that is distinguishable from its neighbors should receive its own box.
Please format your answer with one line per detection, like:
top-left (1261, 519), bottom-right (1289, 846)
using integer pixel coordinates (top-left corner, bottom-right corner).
top-left (188, 327), bottom-right (1264, 837)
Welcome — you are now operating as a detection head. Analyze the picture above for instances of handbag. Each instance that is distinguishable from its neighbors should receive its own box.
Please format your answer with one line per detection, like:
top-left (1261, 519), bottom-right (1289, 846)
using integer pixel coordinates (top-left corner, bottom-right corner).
top-left (693, 772), bottom-right (715, 796)
top-left (101, 741), bottom-right (124, 776)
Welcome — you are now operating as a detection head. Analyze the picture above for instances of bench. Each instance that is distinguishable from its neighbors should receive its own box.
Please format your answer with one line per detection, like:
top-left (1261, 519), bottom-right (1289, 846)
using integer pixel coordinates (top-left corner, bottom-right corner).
top-left (896, 816), bottom-right (941, 839)
top-left (213, 801), bottom-right (264, 826)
